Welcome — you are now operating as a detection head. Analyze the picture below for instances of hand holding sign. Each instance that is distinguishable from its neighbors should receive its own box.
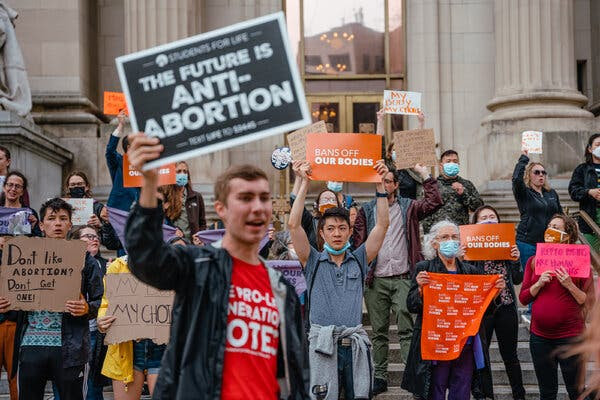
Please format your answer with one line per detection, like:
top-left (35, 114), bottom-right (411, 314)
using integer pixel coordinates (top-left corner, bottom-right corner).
top-left (65, 293), bottom-right (89, 317)
top-left (126, 133), bottom-right (164, 177)
top-left (554, 267), bottom-right (575, 289)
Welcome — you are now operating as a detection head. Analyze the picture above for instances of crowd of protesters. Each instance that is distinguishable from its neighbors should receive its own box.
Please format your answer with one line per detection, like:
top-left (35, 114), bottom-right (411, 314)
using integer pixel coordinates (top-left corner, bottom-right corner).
top-left (0, 106), bottom-right (595, 400)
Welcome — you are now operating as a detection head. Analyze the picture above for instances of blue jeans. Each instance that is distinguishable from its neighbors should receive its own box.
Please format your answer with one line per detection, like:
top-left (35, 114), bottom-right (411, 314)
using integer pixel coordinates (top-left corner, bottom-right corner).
top-left (337, 345), bottom-right (355, 399)
top-left (133, 339), bottom-right (165, 374)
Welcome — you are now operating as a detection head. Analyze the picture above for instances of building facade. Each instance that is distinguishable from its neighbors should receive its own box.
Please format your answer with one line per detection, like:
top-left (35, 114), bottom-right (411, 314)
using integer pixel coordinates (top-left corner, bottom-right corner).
top-left (6, 0), bottom-right (600, 212)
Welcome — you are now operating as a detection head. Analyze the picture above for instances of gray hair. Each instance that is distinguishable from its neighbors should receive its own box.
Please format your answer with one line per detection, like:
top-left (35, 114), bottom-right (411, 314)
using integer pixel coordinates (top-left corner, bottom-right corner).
top-left (422, 220), bottom-right (461, 260)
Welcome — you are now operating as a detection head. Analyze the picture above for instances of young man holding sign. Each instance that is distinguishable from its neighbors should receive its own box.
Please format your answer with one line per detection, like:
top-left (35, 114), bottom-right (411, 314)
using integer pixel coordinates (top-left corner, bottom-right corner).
top-left (1, 198), bottom-right (103, 400)
top-left (122, 133), bottom-right (309, 399)
top-left (352, 164), bottom-right (442, 395)
top-left (288, 160), bottom-right (390, 399)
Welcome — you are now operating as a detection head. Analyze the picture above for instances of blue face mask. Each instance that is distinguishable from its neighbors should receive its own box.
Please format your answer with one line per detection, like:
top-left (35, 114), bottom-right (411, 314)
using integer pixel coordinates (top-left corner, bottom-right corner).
top-left (478, 219), bottom-right (498, 224)
top-left (439, 240), bottom-right (460, 258)
top-left (442, 162), bottom-right (460, 177)
top-left (327, 181), bottom-right (343, 193)
top-left (175, 173), bottom-right (188, 187)
top-left (391, 150), bottom-right (397, 162)
top-left (324, 242), bottom-right (351, 255)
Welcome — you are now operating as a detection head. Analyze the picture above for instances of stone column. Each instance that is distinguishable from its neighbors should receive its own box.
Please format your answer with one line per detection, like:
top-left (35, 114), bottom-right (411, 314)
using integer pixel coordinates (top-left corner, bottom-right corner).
top-left (591, 0), bottom-right (600, 115)
top-left (124, 0), bottom-right (200, 53)
top-left (485, 0), bottom-right (593, 121)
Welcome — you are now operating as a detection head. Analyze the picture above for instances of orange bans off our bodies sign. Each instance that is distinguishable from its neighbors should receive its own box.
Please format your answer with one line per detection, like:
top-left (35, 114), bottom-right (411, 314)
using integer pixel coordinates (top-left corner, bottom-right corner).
top-left (459, 223), bottom-right (516, 261)
top-left (122, 154), bottom-right (176, 188)
top-left (306, 133), bottom-right (382, 182)
top-left (421, 273), bottom-right (499, 361)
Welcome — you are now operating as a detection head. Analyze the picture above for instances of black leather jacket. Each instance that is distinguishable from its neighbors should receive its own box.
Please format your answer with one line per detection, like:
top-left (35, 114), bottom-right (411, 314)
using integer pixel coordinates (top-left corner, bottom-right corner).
top-left (125, 204), bottom-right (310, 400)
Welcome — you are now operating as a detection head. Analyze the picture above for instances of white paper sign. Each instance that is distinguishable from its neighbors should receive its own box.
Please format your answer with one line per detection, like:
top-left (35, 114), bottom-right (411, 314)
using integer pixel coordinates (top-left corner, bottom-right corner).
top-left (383, 90), bottom-right (422, 115)
top-left (63, 198), bottom-right (94, 226)
top-left (521, 131), bottom-right (543, 154)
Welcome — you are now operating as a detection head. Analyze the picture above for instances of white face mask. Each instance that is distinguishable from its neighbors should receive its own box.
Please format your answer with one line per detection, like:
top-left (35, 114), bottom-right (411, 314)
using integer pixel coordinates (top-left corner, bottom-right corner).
top-left (593, 146), bottom-right (600, 159)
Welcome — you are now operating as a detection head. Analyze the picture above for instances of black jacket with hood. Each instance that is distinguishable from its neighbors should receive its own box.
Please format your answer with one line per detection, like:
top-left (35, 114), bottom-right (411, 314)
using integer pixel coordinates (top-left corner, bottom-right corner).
top-left (569, 162), bottom-right (599, 234)
top-left (125, 204), bottom-right (310, 400)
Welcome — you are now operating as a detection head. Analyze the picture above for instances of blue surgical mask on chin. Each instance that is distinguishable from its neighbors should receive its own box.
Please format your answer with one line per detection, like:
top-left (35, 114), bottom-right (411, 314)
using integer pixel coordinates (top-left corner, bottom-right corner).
top-left (324, 242), bottom-right (350, 255)
top-left (439, 240), bottom-right (460, 258)
top-left (175, 173), bottom-right (188, 187)
top-left (327, 181), bottom-right (343, 193)
top-left (442, 162), bottom-right (460, 177)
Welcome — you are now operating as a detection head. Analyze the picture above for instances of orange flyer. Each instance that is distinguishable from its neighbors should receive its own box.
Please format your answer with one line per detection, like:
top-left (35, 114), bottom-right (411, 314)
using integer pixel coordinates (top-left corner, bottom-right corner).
top-left (459, 223), bottom-right (516, 261)
top-left (103, 91), bottom-right (129, 115)
top-left (421, 273), bottom-right (499, 361)
top-left (306, 133), bottom-right (382, 182)
top-left (122, 154), bottom-right (176, 188)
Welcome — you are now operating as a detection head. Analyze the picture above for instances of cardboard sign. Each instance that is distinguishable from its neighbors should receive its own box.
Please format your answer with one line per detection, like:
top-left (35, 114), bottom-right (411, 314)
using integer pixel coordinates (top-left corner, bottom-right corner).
top-left (0, 207), bottom-right (31, 235)
top-left (0, 237), bottom-right (86, 311)
top-left (103, 91), bottom-right (129, 115)
top-left (383, 90), bottom-right (422, 115)
top-left (306, 133), bottom-right (382, 182)
top-left (521, 131), bottom-right (543, 154)
top-left (535, 243), bottom-right (591, 278)
top-left (272, 197), bottom-right (291, 214)
top-left (63, 198), bottom-right (94, 226)
top-left (122, 154), bottom-right (176, 188)
top-left (460, 223), bottom-right (516, 261)
top-left (266, 260), bottom-right (306, 295)
top-left (421, 273), bottom-right (499, 361)
top-left (287, 120), bottom-right (327, 161)
top-left (393, 129), bottom-right (437, 169)
top-left (116, 12), bottom-right (310, 170)
top-left (104, 273), bottom-right (174, 345)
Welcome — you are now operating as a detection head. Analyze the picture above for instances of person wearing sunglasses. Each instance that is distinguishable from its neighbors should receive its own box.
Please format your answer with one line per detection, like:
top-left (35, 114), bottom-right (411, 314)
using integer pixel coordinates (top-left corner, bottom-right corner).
top-left (0, 171), bottom-right (42, 237)
top-left (512, 150), bottom-right (562, 272)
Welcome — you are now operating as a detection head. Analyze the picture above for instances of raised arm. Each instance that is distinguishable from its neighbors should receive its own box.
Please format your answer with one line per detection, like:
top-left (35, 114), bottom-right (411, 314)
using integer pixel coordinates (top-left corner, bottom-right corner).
top-left (411, 163), bottom-right (442, 219)
top-left (512, 151), bottom-right (530, 202)
top-left (365, 160), bottom-right (390, 264)
top-left (287, 161), bottom-right (312, 266)
top-left (105, 111), bottom-right (127, 180)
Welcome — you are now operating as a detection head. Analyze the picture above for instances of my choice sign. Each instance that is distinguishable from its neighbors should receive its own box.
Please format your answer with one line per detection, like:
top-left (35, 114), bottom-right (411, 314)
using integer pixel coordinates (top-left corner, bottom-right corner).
top-left (116, 12), bottom-right (310, 169)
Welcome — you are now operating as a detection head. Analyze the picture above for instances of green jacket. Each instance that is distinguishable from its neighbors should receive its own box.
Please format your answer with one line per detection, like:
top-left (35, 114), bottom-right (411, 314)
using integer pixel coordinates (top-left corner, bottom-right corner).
top-left (422, 175), bottom-right (483, 233)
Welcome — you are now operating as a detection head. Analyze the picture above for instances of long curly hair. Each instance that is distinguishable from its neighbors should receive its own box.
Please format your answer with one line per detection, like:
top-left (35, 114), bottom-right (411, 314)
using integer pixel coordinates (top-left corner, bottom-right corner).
top-left (161, 185), bottom-right (184, 222)
top-left (523, 162), bottom-right (551, 191)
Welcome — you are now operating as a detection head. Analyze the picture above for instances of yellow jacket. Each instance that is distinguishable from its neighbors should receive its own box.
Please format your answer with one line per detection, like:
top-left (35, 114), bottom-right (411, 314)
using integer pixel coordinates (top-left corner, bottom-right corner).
top-left (98, 256), bottom-right (134, 385)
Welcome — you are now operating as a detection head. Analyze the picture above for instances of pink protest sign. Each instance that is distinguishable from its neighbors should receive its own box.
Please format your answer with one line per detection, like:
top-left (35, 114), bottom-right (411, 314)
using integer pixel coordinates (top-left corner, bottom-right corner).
top-left (535, 243), bottom-right (591, 278)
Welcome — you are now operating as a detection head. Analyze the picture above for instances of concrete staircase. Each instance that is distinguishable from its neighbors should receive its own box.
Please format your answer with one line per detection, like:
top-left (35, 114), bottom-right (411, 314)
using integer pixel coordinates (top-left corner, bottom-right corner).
top-left (480, 188), bottom-right (579, 224)
top-left (362, 309), bottom-right (579, 399)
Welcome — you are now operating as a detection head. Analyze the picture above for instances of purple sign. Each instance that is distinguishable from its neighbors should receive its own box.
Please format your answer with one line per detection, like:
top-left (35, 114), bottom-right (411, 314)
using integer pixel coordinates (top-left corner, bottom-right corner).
top-left (266, 260), bottom-right (305, 295)
top-left (107, 206), bottom-right (177, 251)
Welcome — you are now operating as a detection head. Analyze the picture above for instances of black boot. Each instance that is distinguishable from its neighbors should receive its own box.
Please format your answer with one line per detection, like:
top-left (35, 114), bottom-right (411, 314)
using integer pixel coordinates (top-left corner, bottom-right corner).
top-left (373, 378), bottom-right (388, 396)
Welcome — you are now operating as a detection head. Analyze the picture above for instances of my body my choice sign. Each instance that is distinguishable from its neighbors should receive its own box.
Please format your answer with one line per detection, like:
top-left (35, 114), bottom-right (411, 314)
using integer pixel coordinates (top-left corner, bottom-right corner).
top-left (116, 12), bottom-right (310, 169)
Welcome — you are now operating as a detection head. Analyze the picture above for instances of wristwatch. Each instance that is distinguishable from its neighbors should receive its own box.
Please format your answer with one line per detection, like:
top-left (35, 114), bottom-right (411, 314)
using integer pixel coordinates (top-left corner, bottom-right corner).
top-left (376, 191), bottom-right (388, 198)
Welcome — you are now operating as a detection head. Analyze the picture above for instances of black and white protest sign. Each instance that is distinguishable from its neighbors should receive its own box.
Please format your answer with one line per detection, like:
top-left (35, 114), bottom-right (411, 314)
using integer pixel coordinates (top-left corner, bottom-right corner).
top-left (116, 12), bottom-right (310, 169)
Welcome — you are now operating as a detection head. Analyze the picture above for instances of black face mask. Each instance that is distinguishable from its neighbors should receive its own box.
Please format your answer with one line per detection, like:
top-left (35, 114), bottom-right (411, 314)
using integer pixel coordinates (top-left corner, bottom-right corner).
top-left (69, 187), bottom-right (86, 198)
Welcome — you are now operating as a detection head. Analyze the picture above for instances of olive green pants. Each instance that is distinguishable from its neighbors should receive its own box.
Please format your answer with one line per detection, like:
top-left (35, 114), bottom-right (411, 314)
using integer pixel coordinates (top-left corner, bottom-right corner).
top-left (364, 276), bottom-right (414, 380)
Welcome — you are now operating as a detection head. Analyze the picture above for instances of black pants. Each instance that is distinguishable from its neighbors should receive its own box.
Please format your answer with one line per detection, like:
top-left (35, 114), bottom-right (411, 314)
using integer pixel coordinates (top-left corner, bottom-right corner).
top-left (530, 332), bottom-right (581, 400)
top-left (472, 305), bottom-right (525, 399)
top-left (18, 346), bottom-right (85, 400)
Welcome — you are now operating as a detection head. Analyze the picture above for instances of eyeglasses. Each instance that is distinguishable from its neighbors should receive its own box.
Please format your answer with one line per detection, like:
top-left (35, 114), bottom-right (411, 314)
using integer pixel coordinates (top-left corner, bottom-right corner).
top-left (81, 234), bottom-right (99, 241)
top-left (5, 183), bottom-right (23, 190)
top-left (532, 170), bottom-right (547, 176)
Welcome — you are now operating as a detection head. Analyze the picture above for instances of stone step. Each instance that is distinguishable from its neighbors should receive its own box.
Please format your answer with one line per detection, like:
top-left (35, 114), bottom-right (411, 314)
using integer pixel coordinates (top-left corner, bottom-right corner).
top-left (384, 361), bottom-right (592, 387)
top-left (384, 341), bottom-right (533, 364)
top-left (374, 384), bottom-right (568, 400)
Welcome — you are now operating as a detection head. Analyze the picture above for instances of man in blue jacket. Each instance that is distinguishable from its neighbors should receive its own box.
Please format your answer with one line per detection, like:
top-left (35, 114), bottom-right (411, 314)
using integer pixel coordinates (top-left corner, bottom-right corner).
top-left (106, 110), bottom-right (139, 212)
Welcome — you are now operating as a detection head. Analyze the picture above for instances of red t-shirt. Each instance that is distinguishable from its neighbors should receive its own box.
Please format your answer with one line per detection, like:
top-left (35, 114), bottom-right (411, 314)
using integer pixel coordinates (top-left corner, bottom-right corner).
top-left (519, 256), bottom-right (592, 339)
top-left (220, 257), bottom-right (280, 399)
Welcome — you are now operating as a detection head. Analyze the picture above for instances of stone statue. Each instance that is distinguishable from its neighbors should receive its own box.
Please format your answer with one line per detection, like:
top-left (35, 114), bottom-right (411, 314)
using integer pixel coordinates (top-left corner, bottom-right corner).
top-left (0, 2), bottom-right (31, 117)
